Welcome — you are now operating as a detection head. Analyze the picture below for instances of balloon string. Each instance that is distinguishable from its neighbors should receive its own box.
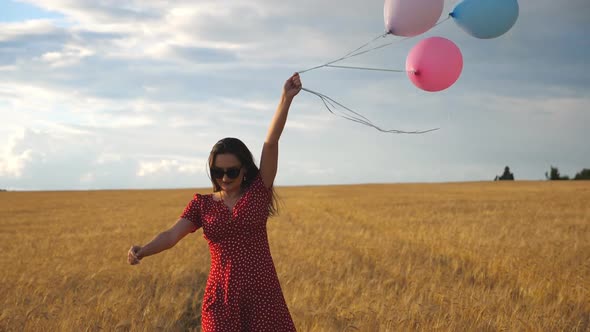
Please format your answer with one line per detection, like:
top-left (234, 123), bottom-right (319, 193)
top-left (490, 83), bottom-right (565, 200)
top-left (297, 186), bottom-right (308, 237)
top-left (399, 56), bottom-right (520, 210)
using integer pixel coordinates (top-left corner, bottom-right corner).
top-left (340, 32), bottom-right (390, 59)
top-left (298, 32), bottom-right (388, 74)
top-left (345, 16), bottom-right (452, 59)
top-left (301, 87), bottom-right (439, 134)
top-left (298, 16), bottom-right (452, 75)
top-left (345, 36), bottom-right (410, 59)
top-left (325, 64), bottom-right (411, 73)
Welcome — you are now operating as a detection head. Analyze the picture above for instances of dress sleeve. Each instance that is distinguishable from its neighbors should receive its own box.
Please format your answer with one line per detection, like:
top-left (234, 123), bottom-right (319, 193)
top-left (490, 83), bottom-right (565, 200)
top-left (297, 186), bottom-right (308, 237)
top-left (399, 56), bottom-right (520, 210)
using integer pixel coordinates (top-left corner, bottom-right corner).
top-left (249, 173), bottom-right (272, 203)
top-left (180, 194), bottom-right (203, 233)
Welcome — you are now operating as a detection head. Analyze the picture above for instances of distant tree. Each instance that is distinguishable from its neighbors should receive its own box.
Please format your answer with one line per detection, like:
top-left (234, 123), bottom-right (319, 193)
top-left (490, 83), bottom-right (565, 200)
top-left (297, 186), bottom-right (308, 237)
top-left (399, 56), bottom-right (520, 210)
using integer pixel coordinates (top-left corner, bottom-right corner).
top-left (574, 168), bottom-right (590, 180)
top-left (495, 166), bottom-right (514, 181)
top-left (545, 166), bottom-right (570, 180)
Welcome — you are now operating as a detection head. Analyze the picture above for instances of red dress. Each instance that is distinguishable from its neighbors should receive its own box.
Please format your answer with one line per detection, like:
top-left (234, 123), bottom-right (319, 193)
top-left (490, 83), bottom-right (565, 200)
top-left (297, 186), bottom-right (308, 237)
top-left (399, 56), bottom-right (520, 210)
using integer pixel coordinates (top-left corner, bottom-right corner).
top-left (181, 174), bottom-right (296, 332)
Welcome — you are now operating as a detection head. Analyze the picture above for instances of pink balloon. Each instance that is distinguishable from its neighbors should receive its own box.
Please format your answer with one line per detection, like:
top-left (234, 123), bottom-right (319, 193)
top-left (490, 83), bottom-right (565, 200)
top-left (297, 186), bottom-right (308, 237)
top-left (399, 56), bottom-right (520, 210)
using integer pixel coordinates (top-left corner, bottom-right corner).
top-left (406, 37), bottom-right (463, 92)
top-left (384, 0), bottom-right (444, 37)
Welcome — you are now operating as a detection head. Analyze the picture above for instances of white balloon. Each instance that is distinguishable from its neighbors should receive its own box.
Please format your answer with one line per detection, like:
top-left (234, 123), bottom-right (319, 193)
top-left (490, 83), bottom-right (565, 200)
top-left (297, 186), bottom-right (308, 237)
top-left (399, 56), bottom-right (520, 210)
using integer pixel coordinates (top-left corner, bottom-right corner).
top-left (384, 0), bottom-right (445, 37)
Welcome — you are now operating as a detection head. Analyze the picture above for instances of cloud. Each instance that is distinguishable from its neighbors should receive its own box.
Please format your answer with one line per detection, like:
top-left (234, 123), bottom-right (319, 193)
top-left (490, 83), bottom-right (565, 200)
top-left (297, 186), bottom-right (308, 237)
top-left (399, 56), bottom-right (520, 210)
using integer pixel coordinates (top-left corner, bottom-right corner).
top-left (0, 129), bottom-right (99, 189)
top-left (0, 19), bottom-right (125, 71)
top-left (0, 130), bottom-right (32, 177)
top-left (0, 128), bottom-right (212, 189)
top-left (285, 111), bottom-right (333, 132)
top-left (0, 19), bottom-right (66, 65)
top-left (137, 158), bottom-right (205, 177)
top-left (9, 0), bottom-right (376, 68)
top-left (40, 43), bottom-right (94, 67)
top-left (0, 19), bottom-right (62, 41)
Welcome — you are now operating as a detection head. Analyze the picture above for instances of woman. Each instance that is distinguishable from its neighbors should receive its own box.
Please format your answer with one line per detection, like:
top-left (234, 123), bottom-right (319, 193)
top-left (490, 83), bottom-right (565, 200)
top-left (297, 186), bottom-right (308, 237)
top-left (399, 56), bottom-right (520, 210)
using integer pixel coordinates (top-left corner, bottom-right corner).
top-left (128, 73), bottom-right (302, 331)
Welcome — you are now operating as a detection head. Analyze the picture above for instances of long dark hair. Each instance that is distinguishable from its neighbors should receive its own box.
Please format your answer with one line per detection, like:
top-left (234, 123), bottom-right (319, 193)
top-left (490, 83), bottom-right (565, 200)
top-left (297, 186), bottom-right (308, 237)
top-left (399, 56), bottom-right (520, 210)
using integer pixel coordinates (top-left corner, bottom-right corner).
top-left (207, 137), bottom-right (279, 216)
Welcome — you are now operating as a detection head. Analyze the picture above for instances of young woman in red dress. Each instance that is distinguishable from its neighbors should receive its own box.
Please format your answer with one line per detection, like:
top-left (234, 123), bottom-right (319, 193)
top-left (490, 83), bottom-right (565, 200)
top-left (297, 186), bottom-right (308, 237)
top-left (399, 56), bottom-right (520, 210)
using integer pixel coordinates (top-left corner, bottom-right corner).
top-left (128, 73), bottom-right (302, 331)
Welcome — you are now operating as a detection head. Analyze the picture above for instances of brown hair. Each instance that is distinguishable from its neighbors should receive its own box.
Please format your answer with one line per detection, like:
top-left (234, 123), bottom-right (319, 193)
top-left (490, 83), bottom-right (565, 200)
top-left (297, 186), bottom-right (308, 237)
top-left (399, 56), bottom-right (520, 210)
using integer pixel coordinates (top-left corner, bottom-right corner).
top-left (207, 137), bottom-right (279, 216)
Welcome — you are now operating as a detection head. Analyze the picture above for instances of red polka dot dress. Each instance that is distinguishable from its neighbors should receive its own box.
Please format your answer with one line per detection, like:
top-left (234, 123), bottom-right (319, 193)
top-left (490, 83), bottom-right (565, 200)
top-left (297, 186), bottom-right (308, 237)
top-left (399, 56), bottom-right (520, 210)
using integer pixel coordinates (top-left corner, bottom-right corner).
top-left (181, 173), bottom-right (296, 332)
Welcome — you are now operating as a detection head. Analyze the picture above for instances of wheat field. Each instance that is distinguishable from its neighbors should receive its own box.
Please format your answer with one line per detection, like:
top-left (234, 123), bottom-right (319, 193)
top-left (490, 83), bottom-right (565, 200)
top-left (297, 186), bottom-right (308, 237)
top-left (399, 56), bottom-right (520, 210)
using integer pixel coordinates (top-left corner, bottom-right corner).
top-left (1, 181), bottom-right (589, 331)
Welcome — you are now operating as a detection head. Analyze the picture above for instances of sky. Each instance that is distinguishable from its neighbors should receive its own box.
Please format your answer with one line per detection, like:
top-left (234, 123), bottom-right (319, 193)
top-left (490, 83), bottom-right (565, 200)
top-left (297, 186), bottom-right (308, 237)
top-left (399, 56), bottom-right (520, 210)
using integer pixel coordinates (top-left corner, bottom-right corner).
top-left (0, 0), bottom-right (588, 190)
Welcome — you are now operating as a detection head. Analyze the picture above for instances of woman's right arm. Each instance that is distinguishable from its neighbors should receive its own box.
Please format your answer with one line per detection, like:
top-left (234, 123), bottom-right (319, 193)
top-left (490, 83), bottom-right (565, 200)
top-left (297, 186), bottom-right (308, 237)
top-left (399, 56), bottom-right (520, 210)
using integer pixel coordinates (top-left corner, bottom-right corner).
top-left (128, 218), bottom-right (195, 265)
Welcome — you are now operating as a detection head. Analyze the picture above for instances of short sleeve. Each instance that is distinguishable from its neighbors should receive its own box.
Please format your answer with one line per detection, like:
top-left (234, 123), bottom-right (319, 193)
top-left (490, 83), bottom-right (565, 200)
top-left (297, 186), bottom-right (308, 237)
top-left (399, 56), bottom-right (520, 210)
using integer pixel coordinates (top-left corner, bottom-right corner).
top-left (180, 194), bottom-right (203, 233)
top-left (249, 173), bottom-right (271, 203)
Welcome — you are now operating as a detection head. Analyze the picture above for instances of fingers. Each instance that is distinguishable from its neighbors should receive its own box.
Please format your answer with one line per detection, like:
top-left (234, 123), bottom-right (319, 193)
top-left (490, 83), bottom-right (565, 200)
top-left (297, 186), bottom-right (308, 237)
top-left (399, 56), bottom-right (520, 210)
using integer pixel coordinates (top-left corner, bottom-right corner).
top-left (128, 251), bottom-right (139, 265)
top-left (128, 246), bottom-right (141, 265)
top-left (128, 254), bottom-right (139, 265)
top-left (283, 73), bottom-right (302, 98)
top-left (291, 72), bottom-right (302, 88)
top-left (129, 255), bottom-right (140, 265)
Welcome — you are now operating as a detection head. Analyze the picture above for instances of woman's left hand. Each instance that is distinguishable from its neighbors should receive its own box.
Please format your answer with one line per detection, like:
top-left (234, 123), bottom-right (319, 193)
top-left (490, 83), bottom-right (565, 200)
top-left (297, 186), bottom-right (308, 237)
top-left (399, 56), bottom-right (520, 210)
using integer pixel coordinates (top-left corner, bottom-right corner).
top-left (283, 73), bottom-right (302, 99)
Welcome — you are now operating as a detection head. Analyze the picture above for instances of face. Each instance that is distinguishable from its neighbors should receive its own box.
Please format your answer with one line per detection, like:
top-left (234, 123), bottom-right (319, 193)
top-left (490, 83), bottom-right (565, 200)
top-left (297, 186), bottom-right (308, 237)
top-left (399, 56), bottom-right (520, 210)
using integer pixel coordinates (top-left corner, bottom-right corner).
top-left (212, 153), bottom-right (245, 193)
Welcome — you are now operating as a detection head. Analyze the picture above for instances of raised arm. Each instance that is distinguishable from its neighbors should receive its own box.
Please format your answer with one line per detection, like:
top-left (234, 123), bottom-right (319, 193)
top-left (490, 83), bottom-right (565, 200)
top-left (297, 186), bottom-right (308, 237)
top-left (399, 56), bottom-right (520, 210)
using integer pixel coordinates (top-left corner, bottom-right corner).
top-left (260, 73), bottom-right (302, 188)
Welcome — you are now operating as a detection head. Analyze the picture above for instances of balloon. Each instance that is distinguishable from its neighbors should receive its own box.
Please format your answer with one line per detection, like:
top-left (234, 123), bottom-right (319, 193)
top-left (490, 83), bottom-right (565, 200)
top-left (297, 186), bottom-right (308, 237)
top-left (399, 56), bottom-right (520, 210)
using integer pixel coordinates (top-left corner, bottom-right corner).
top-left (384, 0), bottom-right (444, 37)
top-left (450, 0), bottom-right (519, 39)
top-left (406, 37), bottom-right (463, 92)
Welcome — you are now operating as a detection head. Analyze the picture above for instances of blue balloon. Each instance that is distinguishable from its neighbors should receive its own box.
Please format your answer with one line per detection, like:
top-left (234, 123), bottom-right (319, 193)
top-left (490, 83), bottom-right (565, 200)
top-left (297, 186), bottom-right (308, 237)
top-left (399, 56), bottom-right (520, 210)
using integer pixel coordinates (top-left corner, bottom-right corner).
top-left (450, 0), bottom-right (519, 39)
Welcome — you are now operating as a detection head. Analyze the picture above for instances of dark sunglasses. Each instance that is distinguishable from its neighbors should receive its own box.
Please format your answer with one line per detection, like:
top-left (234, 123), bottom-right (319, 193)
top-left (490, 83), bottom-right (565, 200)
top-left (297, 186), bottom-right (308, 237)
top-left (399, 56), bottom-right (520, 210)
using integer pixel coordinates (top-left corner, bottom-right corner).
top-left (210, 167), bottom-right (242, 179)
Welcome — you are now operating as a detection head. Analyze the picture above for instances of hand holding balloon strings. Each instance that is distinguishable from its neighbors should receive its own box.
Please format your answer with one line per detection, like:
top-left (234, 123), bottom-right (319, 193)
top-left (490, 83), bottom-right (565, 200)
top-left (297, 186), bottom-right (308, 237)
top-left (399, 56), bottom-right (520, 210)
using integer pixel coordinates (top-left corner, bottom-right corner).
top-left (297, 0), bottom-right (518, 134)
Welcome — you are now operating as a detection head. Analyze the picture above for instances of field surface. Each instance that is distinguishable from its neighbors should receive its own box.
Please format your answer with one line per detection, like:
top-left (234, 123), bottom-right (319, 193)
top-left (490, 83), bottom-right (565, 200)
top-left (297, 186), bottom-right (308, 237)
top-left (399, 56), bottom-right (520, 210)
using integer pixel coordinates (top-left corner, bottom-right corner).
top-left (1, 181), bottom-right (589, 331)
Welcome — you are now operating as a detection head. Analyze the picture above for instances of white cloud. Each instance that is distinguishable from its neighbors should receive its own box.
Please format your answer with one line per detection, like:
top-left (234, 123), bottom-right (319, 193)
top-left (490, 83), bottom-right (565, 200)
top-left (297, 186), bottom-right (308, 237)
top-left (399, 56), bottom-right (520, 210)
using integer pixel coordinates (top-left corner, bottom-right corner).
top-left (0, 131), bottom-right (33, 177)
top-left (137, 159), bottom-right (179, 176)
top-left (137, 158), bottom-right (205, 177)
top-left (39, 44), bottom-right (94, 67)
top-left (219, 97), bottom-right (275, 112)
top-left (80, 172), bottom-right (95, 183)
top-left (8, 0), bottom-right (356, 66)
top-left (0, 19), bottom-right (60, 41)
top-left (285, 112), bottom-right (333, 131)
top-left (96, 153), bottom-right (121, 164)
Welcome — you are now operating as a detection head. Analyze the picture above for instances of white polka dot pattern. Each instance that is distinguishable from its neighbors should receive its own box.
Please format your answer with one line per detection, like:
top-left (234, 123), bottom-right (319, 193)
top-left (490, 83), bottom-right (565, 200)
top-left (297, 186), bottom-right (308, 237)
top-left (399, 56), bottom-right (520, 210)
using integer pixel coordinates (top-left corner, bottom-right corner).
top-left (180, 173), bottom-right (296, 331)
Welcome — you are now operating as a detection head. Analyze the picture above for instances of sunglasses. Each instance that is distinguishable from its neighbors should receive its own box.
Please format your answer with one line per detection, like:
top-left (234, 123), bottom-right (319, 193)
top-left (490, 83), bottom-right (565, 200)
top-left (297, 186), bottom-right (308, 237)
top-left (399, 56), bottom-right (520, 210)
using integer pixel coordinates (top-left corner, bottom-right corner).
top-left (210, 167), bottom-right (242, 179)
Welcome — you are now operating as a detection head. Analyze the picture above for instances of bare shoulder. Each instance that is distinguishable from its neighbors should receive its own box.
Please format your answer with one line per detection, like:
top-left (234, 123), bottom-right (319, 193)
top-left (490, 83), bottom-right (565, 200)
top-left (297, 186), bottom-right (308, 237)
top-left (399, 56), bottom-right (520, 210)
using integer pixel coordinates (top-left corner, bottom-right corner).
top-left (210, 192), bottom-right (221, 202)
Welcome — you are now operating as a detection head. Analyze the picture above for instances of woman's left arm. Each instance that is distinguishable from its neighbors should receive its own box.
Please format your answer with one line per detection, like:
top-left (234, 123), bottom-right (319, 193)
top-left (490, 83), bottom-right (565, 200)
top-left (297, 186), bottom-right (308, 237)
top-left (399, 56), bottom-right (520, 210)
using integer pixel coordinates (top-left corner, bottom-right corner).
top-left (260, 73), bottom-right (302, 188)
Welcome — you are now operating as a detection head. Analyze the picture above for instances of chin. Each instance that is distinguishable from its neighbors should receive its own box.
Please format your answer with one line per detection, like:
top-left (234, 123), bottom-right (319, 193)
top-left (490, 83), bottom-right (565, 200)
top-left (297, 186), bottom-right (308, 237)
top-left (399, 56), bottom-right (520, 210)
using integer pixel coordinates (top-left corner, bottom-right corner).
top-left (220, 182), bottom-right (234, 190)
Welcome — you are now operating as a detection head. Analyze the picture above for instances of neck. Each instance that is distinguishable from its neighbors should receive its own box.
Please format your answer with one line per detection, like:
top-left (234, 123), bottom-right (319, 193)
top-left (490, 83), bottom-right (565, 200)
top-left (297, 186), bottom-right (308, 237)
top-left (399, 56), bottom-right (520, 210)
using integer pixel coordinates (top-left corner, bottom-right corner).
top-left (221, 188), bottom-right (242, 199)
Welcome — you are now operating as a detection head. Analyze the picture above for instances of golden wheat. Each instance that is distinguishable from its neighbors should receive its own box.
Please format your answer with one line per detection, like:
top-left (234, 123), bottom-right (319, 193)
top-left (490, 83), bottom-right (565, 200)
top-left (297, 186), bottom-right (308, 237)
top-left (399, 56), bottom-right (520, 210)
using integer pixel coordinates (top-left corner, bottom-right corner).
top-left (1, 181), bottom-right (589, 331)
